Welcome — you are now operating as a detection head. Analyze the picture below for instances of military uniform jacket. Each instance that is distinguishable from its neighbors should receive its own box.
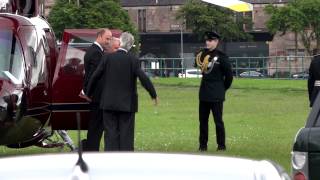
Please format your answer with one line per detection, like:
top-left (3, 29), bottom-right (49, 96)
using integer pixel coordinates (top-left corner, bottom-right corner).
top-left (308, 55), bottom-right (320, 106)
top-left (196, 49), bottom-right (233, 102)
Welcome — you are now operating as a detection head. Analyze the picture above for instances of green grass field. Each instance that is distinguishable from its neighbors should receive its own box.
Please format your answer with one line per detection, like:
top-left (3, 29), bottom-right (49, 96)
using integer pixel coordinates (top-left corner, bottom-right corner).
top-left (0, 78), bottom-right (310, 172)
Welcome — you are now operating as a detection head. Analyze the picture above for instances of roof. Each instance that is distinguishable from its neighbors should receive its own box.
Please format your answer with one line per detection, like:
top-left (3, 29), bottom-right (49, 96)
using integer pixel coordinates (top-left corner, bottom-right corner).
top-left (0, 13), bottom-right (34, 27)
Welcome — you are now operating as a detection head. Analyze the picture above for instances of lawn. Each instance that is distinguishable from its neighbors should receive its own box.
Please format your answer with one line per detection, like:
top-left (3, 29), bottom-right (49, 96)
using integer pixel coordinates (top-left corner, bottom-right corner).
top-left (0, 78), bottom-right (310, 172)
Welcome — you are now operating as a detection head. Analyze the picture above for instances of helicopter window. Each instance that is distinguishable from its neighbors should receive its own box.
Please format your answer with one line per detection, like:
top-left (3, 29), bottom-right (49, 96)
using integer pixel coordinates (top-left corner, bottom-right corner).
top-left (0, 29), bottom-right (24, 83)
top-left (36, 43), bottom-right (47, 83)
top-left (19, 27), bottom-right (37, 55)
top-left (42, 37), bottom-right (49, 56)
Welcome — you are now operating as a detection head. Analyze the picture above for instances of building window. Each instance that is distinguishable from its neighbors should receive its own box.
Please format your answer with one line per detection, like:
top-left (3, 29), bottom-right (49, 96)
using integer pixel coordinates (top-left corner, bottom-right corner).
top-left (243, 11), bottom-right (253, 31)
top-left (138, 9), bottom-right (146, 32)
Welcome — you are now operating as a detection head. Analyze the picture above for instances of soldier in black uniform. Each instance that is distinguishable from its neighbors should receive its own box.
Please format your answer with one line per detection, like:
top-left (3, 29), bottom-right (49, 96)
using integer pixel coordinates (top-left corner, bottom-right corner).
top-left (308, 49), bottom-right (320, 107)
top-left (195, 31), bottom-right (233, 151)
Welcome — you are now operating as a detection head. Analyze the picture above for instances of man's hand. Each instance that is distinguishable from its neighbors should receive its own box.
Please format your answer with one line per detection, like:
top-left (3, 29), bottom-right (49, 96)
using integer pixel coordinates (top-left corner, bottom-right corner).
top-left (152, 97), bottom-right (158, 106)
top-left (79, 90), bottom-right (92, 102)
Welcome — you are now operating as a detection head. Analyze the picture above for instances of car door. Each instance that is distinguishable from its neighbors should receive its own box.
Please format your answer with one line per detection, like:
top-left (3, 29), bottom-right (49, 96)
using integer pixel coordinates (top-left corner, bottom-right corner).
top-left (292, 93), bottom-right (320, 180)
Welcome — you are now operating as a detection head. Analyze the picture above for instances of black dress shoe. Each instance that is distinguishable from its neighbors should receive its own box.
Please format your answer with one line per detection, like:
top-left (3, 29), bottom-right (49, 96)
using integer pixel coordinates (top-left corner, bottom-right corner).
top-left (217, 146), bottom-right (226, 151)
top-left (199, 147), bottom-right (207, 152)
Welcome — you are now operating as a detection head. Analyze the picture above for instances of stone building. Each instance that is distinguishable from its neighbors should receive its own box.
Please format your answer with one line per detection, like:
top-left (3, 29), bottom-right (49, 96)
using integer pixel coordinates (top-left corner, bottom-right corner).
top-left (44, 0), bottom-right (313, 76)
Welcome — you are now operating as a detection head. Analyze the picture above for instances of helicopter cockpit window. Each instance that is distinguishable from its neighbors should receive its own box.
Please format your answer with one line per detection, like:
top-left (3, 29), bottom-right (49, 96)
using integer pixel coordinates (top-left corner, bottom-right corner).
top-left (19, 26), bottom-right (38, 64)
top-left (42, 36), bottom-right (49, 56)
top-left (0, 29), bottom-right (25, 84)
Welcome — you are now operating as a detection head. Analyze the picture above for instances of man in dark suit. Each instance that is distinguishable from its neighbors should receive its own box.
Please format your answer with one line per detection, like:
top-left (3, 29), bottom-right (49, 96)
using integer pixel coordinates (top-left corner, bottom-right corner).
top-left (194, 31), bottom-right (233, 151)
top-left (86, 32), bottom-right (158, 151)
top-left (308, 49), bottom-right (320, 107)
top-left (81, 29), bottom-right (112, 151)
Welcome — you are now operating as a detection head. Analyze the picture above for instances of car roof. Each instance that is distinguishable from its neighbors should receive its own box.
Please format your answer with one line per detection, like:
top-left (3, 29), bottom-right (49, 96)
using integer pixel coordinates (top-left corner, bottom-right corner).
top-left (0, 153), bottom-right (285, 180)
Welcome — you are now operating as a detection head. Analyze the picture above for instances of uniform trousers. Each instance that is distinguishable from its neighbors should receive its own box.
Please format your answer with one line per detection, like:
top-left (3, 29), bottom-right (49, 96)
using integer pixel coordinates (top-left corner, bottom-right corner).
top-left (199, 101), bottom-right (225, 149)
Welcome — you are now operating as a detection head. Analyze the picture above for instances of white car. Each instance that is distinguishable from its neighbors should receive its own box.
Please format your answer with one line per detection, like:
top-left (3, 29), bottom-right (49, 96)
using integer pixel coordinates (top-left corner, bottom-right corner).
top-left (292, 72), bottom-right (309, 79)
top-left (239, 71), bottom-right (264, 78)
top-left (0, 153), bottom-right (290, 180)
top-left (178, 69), bottom-right (202, 78)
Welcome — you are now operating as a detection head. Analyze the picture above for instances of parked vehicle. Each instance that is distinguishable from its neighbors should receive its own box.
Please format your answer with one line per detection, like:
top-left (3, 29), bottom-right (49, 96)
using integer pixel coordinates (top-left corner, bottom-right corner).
top-left (292, 72), bottom-right (309, 79)
top-left (0, 153), bottom-right (290, 180)
top-left (292, 94), bottom-right (320, 180)
top-left (178, 69), bottom-right (202, 78)
top-left (239, 71), bottom-right (264, 78)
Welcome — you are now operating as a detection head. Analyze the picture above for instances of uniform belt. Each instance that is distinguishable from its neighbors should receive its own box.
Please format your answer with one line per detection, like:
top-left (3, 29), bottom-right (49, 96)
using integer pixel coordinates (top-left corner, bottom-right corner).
top-left (315, 81), bottom-right (320, 87)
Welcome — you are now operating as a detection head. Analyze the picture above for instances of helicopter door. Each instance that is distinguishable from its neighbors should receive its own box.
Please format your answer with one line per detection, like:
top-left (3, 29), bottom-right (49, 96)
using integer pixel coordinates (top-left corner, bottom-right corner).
top-left (51, 30), bottom-right (91, 130)
top-left (29, 36), bottom-right (51, 126)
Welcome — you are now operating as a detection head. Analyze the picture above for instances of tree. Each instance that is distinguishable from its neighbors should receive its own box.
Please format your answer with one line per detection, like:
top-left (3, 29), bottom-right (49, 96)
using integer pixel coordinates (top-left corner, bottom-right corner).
top-left (297, 0), bottom-right (320, 53)
top-left (48, 0), bottom-right (137, 40)
top-left (265, 2), bottom-right (305, 56)
top-left (176, 0), bottom-right (252, 41)
top-left (265, 0), bottom-right (320, 55)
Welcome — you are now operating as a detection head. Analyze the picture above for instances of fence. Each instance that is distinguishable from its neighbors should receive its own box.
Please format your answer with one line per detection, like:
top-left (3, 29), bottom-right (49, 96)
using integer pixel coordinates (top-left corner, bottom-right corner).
top-left (139, 56), bottom-right (313, 79)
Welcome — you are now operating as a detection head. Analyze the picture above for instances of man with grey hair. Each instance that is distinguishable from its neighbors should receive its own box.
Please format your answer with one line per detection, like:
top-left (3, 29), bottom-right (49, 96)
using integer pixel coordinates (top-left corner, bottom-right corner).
top-left (119, 32), bottom-right (134, 50)
top-left (86, 32), bottom-right (158, 151)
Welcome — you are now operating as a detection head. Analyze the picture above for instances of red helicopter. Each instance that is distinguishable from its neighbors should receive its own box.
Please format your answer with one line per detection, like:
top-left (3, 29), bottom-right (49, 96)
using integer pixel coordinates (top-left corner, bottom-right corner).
top-left (0, 0), bottom-right (121, 148)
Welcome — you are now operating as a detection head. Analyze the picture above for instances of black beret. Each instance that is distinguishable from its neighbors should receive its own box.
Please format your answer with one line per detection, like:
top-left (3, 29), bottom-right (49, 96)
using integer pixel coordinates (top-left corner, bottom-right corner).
top-left (204, 31), bottom-right (220, 40)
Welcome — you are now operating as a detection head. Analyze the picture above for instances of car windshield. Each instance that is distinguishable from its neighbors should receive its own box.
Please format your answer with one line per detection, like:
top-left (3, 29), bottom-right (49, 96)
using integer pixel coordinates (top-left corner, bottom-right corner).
top-left (0, 29), bottom-right (24, 83)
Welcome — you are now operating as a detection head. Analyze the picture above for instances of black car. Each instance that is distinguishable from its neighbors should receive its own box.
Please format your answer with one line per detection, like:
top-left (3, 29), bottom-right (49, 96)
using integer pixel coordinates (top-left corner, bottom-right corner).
top-left (292, 94), bottom-right (320, 180)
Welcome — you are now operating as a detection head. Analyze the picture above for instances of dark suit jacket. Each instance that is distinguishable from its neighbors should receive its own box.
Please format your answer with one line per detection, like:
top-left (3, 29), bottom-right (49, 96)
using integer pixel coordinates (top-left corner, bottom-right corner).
top-left (87, 49), bottom-right (157, 112)
top-left (197, 48), bottom-right (233, 102)
top-left (308, 55), bottom-right (320, 106)
top-left (83, 43), bottom-right (103, 103)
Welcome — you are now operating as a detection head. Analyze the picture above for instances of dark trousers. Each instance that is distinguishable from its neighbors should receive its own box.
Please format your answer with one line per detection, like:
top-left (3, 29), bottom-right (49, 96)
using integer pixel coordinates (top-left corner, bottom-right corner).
top-left (199, 101), bottom-right (225, 149)
top-left (103, 110), bottom-right (135, 151)
top-left (85, 103), bottom-right (103, 151)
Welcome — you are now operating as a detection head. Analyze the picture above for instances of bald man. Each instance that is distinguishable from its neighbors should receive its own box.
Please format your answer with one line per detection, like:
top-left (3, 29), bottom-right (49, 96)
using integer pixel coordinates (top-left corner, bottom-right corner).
top-left (103, 37), bottom-right (121, 53)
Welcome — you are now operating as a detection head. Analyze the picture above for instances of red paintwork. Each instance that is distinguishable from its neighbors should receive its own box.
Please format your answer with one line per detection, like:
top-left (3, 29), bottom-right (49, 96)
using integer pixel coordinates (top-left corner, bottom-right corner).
top-left (0, 13), bottom-right (51, 146)
top-left (0, 1), bottom-right (123, 147)
top-left (51, 29), bottom-right (121, 130)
